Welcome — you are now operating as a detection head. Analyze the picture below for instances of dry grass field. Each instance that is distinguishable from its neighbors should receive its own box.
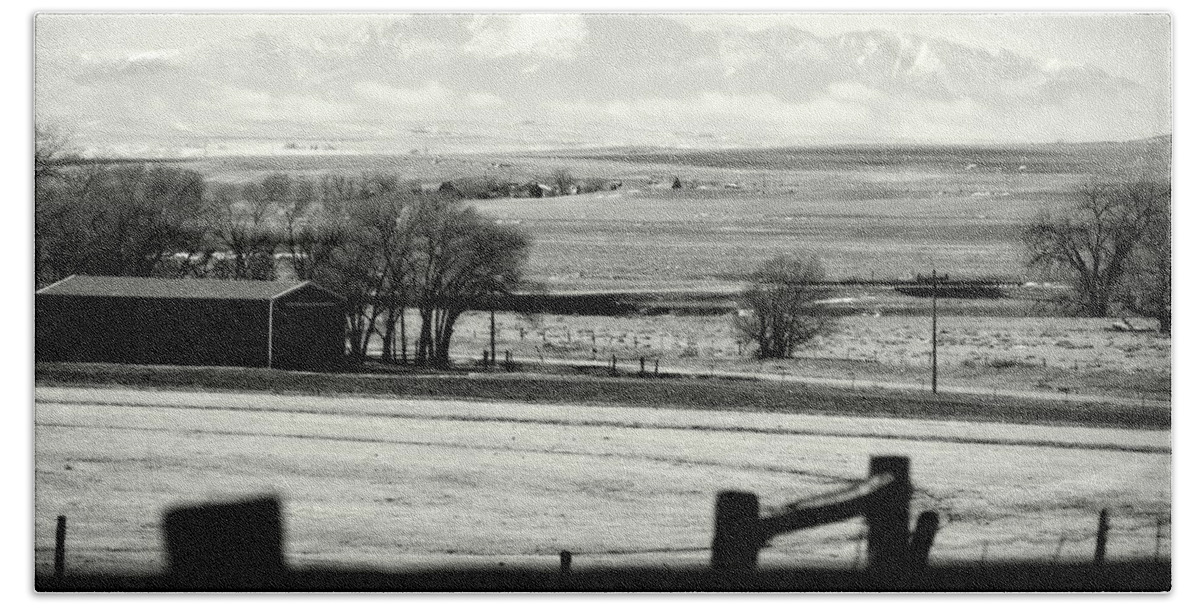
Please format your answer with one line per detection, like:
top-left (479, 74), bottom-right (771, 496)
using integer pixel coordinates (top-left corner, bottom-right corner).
top-left (434, 311), bottom-right (1170, 401)
top-left (35, 386), bottom-right (1170, 576)
top-left (468, 166), bottom-right (1073, 290)
top-left (175, 144), bottom-right (1123, 291)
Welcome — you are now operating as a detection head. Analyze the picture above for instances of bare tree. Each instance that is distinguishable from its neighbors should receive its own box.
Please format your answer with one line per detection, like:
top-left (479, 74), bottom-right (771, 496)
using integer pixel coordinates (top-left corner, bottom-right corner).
top-left (351, 191), bottom-right (419, 363)
top-left (1116, 187), bottom-right (1171, 332)
top-left (1023, 179), bottom-right (1169, 318)
top-left (549, 168), bottom-right (574, 196)
top-left (734, 254), bottom-right (836, 359)
top-left (204, 175), bottom-right (294, 280)
top-left (35, 163), bottom-right (208, 286)
top-left (410, 199), bottom-right (530, 366)
top-left (34, 124), bottom-right (78, 185)
top-left (317, 173), bottom-right (361, 213)
top-left (315, 224), bottom-right (380, 362)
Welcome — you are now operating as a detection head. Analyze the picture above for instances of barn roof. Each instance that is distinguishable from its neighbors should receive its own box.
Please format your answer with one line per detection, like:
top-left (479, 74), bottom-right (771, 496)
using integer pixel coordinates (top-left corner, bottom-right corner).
top-left (36, 275), bottom-right (339, 301)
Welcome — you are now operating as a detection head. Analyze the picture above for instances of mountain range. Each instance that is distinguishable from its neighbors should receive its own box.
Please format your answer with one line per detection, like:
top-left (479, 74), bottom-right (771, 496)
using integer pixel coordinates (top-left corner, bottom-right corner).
top-left (35, 15), bottom-right (1170, 156)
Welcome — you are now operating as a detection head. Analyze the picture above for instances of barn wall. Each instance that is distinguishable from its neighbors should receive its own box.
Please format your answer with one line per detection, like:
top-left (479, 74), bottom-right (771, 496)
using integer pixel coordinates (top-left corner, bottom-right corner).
top-left (271, 285), bottom-right (344, 371)
top-left (35, 295), bottom-right (271, 367)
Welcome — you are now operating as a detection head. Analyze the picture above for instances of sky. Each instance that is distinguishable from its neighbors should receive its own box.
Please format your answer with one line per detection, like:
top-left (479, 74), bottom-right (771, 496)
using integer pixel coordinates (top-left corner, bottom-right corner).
top-left (34, 13), bottom-right (1172, 156)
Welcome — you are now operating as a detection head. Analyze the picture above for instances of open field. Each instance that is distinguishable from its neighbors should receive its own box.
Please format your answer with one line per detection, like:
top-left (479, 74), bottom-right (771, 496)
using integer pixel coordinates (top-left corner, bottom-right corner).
top-left (432, 311), bottom-right (1172, 401)
top-left (161, 143), bottom-right (1157, 292)
top-left (470, 174), bottom-right (1063, 290)
top-left (35, 386), bottom-right (1170, 576)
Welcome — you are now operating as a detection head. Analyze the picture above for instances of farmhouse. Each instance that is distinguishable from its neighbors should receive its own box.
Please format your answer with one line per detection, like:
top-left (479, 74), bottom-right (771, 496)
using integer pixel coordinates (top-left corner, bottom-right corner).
top-left (35, 275), bottom-right (345, 371)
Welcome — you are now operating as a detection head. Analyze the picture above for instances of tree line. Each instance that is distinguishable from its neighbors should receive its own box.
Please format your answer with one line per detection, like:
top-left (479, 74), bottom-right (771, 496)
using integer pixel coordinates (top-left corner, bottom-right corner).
top-left (734, 175), bottom-right (1172, 362)
top-left (35, 151), bottom-right (530, 366)
top-left (1022, 178), bottom-right (1171, 333)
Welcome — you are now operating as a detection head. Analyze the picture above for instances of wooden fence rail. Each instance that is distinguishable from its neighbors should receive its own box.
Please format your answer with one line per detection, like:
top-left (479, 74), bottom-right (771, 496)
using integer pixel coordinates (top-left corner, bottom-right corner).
top-left (712, 455), bottom-right (931, 580)
top-left (41, 454), bottom-right (1166, 591)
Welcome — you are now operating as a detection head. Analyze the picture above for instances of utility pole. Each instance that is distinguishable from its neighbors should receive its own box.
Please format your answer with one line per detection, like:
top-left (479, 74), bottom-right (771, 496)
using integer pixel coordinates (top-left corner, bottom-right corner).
top-left (489, 307), bottom-right (497, 365)
top-left (931, 267), bottom-right (938, 394)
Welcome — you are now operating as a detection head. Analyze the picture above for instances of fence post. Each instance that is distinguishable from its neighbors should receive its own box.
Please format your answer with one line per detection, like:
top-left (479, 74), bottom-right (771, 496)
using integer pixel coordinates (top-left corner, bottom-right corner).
top-left (1094, 509), bottom-right (1109, 566)
top-left (639, 356), bottom-right (645, 376)
top-left (908, 511), bottom-right (938, 570)
top-left (54, 515), bottom-right (66, 579)
top-left (654, 359), bottom-right (659, 378)
top-left (163, 495), bottom-right (285, 589)
top-left (559, 550), bottom-right (572, 576)
top-left (610, 354), bottom-right (617, 376)
top-left (505, 350), bottom-right (512, 372)
top-left (865, 456), bottom-right (911, 577)
top-left (711, 491), bottom-right (760, 570)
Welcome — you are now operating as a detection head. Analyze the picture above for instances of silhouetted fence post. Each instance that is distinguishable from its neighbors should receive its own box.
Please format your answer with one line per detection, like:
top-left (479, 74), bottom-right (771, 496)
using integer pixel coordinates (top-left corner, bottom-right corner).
top-left (865, 456), bottom-right (911, 576)
top-left (504, 350), bottom-right (512, 371)
top-left (54, 515), bottom-right (66, 580)
top-left (1095, 509), bottom-right (1109, 566)
top-left (610, 354), bottom-right (617, 376)
top-left (639, 356), bottom-right (645, 376)
top-left (709, 455), bottom-right (919, 580)
top-left (711, 491), bottom-right (760, 570)
top-left (163, 495), bottom-right (285, 589)
top-left (908, 511), bottom-right (939, 570)
top-left (654, 359), bottom-right (659, 377)
top-left (560, 550), bottom-right (572, 575)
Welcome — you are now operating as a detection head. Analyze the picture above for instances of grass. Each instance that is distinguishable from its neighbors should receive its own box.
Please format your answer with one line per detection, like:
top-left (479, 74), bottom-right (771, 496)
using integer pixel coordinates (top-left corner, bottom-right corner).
top-left (35, 361), bottom-right (1169, 430)
top-left (442, 311), bottom-right (1172, 402)
top-left (471, 189), bottom-right (1035, 291)
top-left (35, 382), bottom-right (1170, 577)
top-left (169, 146), bottom-right (1093, 292)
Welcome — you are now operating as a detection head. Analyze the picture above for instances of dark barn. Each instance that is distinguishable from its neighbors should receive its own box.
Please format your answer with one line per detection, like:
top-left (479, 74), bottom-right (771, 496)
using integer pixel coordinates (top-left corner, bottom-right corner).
top-left (36, 275), bottom-right (345, 371)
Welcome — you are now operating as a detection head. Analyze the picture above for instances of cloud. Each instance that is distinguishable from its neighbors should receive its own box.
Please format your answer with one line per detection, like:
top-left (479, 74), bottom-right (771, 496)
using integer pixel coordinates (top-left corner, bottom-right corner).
top-left (34, 14), bottom-right (1170, 154)
top-left (464, 14), bottom-right (586, 59)
top-left (556, 90), bottom-right (877, 145)
top-left (219, 86), bottom-right (356, 123)
top-left (467, 92), bottom-right (505, 108)
top-left (354, 81), bottom-right (451, 109)
top-left (827, 81), bottom-right (883, 102)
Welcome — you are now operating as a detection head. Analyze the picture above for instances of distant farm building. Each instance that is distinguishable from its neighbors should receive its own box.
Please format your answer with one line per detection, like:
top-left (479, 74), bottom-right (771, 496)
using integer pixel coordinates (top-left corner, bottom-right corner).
top-left (412, 181), bottom-right (465, 198)
top-left (36, 275), bottom-right (345, 371)
top-left (522, 182), bottom-right (558, 198)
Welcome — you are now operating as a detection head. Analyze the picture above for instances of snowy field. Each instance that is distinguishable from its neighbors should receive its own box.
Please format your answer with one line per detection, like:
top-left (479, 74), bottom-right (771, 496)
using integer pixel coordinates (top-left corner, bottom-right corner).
top-left (34, 386), bottom-right (1170, 575)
